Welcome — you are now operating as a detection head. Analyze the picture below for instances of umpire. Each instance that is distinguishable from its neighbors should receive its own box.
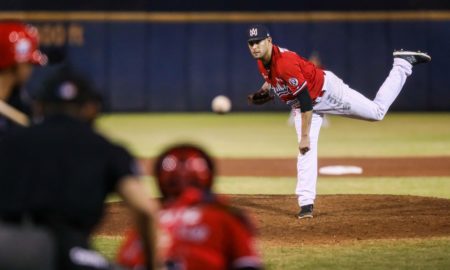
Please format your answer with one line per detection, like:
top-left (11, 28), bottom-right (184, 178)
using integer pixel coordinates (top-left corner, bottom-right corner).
top-left (0, 71), bottom-right (158, 270)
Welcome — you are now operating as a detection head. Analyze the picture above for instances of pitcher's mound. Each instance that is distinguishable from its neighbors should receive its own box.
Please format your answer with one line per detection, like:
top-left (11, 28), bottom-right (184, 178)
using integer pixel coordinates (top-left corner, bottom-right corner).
top-left (233, 194), bottom-right (450, 245)
top-left (96, 195), bottom-right (450, 245)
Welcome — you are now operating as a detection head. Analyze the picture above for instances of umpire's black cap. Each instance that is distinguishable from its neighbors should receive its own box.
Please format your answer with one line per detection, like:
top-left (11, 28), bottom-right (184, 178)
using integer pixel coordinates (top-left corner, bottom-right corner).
top-left (35, 71), bottom-right (101, 104)
top-left (247, 24), bottom-right (271, 42)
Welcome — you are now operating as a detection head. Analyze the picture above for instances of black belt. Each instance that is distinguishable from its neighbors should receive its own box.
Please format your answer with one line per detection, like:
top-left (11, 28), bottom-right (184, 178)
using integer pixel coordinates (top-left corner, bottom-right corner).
top-left (313, 90), bottom-right (326, 105)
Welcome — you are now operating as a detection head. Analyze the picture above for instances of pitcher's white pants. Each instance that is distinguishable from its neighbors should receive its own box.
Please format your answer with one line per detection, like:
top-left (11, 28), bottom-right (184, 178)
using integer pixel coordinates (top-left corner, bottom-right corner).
top-left (293, 58), bottom-right (412, 207)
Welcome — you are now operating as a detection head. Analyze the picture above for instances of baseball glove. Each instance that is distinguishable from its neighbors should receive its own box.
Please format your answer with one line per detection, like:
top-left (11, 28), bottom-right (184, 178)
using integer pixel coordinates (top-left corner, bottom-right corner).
top-left (247, 89), bottom-right (274, 105)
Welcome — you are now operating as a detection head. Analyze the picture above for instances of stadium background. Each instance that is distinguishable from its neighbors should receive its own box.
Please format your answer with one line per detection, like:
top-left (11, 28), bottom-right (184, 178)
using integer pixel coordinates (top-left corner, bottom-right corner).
top-left (1, 0), bottom-right (449, 112)
top-left (2, 2), bottom-right (450, 269)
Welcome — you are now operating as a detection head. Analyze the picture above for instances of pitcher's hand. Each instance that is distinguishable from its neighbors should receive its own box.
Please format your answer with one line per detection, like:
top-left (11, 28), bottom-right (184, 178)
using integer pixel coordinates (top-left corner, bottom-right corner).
top-left (299, 136), bottom-right (310, 155)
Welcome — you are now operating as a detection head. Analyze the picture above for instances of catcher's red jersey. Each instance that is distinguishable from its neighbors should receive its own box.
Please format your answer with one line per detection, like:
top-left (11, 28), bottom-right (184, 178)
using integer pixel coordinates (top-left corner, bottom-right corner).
top-left (258, 45), bottom-right (325, 108)
top-left (117, 189), bottom-right (262, 270)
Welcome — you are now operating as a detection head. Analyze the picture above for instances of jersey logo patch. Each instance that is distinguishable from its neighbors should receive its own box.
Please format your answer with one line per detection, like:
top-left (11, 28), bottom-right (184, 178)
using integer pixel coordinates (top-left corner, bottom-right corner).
top-left (271, 83), bottom-right (290, 97)
top-left (288, 78), bottom-right (299, 87)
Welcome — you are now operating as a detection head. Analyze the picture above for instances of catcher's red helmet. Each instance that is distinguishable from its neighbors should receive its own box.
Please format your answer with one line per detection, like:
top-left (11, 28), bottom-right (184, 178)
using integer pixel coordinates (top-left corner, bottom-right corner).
top-left (154, 144), bottom-right (215, 201)
top-left (0, 21), bottom-right (47, 69)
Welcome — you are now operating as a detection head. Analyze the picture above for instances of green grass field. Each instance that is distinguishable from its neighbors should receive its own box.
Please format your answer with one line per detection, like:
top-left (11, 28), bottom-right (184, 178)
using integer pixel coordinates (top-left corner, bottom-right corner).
top-left (96, 112), bottom-right (450, 158)
top-left (215, 176), bottom-right (450, 199)
top-left (93, 236), bottom-right (450, 270)
top-left (95, 112), bottom-right (450, 269)
top-left (106, 176), bottom-right (450, 201)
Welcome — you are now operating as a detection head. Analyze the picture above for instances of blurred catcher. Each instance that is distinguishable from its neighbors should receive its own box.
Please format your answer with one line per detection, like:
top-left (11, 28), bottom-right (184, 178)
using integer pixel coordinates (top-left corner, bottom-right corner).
top-left (117, 144), bottom-right (264, 270)
top-left (0, 70), bottom-right (158, 270)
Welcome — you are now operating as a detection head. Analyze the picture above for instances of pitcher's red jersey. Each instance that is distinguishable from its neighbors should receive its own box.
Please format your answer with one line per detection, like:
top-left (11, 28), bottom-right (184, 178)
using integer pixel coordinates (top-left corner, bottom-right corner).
top-left (257, 45), bottom-right (325, 108)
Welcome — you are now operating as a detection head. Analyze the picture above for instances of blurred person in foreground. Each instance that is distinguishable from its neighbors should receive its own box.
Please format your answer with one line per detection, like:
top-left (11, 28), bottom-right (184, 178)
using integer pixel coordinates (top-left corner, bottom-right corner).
top-left (0, 71), bottom-right (158, 270)
top-left (0, 21), bottom-right (47, 137)
top-left (117, 144), bottom-right (264, 270)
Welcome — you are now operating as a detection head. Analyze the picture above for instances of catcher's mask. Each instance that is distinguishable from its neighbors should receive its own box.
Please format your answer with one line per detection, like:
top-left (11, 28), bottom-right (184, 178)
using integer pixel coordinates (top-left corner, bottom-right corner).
top-left (0, 21), bottom-right (47, 69)
top-left (154, 144), bottom-right (215, 201)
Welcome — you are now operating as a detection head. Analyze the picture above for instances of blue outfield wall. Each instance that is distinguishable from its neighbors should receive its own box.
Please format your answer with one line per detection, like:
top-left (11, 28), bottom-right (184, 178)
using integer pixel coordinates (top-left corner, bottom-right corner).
top-left (26, 20), bottom-right (450, 111)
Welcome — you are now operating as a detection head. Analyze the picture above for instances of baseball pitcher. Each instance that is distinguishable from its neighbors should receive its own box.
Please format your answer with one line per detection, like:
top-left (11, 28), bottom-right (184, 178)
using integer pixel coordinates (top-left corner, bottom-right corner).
top-left (246, 24), bottom-right (431, 219)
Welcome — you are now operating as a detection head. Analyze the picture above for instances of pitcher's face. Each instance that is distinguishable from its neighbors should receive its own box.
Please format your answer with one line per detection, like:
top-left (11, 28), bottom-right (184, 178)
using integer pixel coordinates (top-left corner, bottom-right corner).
top-left (248, 37), bottom-right (272, 60)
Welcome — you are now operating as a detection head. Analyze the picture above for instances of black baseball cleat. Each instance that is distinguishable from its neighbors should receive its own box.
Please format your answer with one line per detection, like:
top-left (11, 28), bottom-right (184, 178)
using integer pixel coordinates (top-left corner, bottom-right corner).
top-left (298, 204), bottom-right (314, 219)
top-left (393, 50), bottom-right (431, 66)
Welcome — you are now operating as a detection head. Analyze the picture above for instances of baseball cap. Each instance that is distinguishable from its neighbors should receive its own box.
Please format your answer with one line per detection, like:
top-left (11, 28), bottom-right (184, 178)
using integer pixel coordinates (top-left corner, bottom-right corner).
top-left (247, 24), bottom-right (271, 42)
top-left (35, 71), bottom-right (101, 105)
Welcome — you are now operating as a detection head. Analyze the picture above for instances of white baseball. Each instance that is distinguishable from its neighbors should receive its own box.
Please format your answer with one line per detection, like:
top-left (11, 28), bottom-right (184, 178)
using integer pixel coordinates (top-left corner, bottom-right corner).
top-left (211, 95), bottom-right (232, 114)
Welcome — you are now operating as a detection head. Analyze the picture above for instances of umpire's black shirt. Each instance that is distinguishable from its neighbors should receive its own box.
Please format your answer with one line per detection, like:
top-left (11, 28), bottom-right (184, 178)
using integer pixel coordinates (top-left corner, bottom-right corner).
top-left (0, 114), bottom-right (137, 233)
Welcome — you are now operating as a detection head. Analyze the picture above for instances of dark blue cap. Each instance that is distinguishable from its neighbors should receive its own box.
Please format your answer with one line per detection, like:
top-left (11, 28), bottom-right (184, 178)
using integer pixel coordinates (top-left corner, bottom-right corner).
top-left (36, 71), bottom-right (101, 104)
top-left (247, 24), bottom-right (271, 42)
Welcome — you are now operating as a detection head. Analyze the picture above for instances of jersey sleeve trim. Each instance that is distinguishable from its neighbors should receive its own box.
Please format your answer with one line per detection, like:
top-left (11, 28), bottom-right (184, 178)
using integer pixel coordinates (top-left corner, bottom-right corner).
top-left (292, 80), bottom-right (307, 96)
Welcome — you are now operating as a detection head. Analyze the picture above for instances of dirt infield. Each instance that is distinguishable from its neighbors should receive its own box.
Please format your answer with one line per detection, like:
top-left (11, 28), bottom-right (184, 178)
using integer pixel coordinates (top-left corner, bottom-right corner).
top-left (139, 156), bottom-right (450, 177)
top-left (96, 157), bottom-right (450, 244)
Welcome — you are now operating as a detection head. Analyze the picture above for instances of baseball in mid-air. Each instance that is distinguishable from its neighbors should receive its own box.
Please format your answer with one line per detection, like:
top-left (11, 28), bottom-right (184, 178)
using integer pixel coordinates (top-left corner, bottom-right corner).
top-left (211, 95), bottom-right (232, 114)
